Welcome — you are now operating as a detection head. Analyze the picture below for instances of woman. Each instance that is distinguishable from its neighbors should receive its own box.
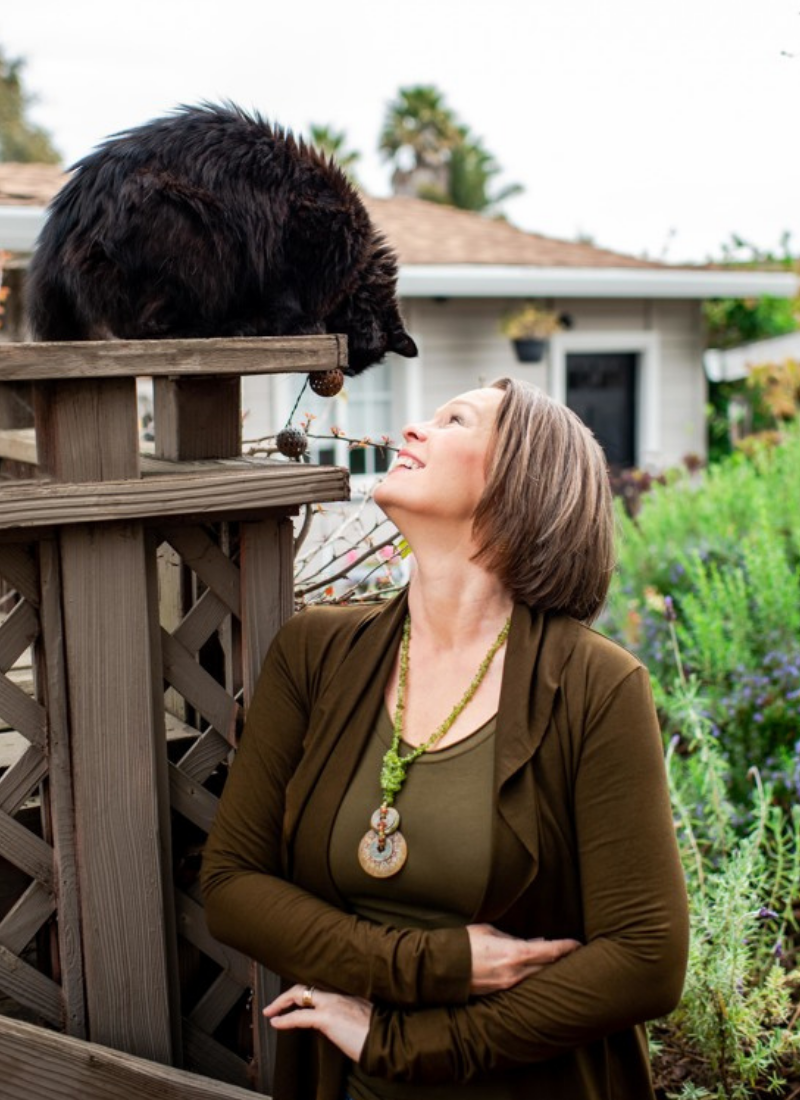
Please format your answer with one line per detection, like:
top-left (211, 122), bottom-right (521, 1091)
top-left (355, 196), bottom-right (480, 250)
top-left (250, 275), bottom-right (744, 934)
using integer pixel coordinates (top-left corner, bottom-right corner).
top-left (201, 378), bottom-right (689, 1100)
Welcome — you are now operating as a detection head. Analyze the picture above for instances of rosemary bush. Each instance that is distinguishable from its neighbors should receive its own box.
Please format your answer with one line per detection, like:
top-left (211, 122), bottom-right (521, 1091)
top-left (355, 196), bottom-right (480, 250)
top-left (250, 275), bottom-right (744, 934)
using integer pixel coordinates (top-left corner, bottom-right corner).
top-left (602, 429), bottom-right (800, 1097)
top-left (606, 426), bottom-right (800, 803)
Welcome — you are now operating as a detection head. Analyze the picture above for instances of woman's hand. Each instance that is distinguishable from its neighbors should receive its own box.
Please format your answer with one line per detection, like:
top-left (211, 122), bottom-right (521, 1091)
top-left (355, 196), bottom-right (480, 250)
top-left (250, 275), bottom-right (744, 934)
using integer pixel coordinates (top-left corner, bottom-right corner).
top-left (264, 984), bottom-right (372, 1062)
top-left (467, 923), bottom-right (582, 994)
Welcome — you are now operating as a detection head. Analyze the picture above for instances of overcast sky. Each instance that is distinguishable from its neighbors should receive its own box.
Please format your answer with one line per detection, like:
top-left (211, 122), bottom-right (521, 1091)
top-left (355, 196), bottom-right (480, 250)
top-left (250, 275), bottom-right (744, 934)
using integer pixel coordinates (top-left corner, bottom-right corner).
top-left (4, 0), bottom-right (798, 263)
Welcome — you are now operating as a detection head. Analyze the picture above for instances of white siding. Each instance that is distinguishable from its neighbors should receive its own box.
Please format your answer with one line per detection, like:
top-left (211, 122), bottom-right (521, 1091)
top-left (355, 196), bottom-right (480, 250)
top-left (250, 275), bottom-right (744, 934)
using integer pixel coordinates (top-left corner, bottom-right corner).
top-left (405, 296), bottom-right (706, 469)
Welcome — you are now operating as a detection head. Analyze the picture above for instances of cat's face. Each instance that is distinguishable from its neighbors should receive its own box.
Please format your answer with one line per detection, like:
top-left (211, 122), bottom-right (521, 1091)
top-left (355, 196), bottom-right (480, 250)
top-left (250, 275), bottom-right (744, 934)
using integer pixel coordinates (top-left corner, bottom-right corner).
top-left (325, 243), bottom-right (418, 375)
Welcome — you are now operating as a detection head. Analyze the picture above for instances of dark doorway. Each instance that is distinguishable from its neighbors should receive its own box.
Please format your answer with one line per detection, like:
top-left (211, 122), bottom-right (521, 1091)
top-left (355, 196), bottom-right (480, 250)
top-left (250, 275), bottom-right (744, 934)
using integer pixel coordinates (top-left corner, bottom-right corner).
top-left (566, 352), bottom-right (637, 468)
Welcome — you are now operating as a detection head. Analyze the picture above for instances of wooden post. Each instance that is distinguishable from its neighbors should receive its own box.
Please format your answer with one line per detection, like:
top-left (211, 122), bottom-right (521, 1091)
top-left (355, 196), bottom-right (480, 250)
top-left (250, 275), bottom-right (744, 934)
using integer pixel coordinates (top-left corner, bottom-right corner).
top-left (240, 513), bottom-right (295, 1091)
top-left (34, 377), bottom-right (177, 1064)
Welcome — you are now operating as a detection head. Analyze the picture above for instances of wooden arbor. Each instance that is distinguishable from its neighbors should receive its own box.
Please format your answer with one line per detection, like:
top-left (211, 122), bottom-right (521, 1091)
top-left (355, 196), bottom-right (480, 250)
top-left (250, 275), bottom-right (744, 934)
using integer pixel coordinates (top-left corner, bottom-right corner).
top-left (0, 336), bottom-right (349, 1095)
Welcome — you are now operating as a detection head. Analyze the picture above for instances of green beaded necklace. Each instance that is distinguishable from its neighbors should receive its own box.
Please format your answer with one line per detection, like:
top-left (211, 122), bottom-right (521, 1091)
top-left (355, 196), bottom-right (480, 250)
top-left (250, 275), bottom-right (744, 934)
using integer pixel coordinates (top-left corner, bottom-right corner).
top-left (357, 613), bottom-right (511, 879)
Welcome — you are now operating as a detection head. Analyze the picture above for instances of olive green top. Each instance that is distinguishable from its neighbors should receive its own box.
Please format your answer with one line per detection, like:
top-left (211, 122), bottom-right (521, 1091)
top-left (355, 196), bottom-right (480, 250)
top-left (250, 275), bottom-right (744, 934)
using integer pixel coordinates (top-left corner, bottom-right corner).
top-left (330, 706), bottom-right (498, 1100)
top-left (201, 592), bottom-right (690, 1100)
top-left (330, 705), bottom-right (496, 928)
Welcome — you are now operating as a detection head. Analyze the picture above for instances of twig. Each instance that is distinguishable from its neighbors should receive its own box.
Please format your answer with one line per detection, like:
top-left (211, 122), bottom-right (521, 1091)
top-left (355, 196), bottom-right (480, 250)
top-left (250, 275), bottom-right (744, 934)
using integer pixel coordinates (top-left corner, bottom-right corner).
top-left (296, 532), bottom-right (398, 596)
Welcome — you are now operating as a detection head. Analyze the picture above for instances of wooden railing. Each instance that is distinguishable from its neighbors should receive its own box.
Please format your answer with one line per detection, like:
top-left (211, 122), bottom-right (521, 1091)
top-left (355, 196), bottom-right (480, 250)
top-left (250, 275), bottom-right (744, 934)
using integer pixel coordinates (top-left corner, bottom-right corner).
top-left (0, 336), bottom-right (349, 1095)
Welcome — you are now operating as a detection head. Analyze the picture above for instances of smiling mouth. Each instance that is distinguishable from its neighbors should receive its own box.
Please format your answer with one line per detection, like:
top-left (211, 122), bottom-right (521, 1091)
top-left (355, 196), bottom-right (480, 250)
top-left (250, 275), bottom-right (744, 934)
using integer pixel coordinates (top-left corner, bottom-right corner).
top-left (393, 454), bottom-right (424, 471)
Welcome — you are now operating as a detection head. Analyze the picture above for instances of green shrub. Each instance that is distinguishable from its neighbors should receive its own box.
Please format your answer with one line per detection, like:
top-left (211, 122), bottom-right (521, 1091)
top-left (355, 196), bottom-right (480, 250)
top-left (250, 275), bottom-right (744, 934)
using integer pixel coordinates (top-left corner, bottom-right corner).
top-left (601, 432), bottom-right (800, 1097)
top-left (649, 634), bottom-right (800, 1099)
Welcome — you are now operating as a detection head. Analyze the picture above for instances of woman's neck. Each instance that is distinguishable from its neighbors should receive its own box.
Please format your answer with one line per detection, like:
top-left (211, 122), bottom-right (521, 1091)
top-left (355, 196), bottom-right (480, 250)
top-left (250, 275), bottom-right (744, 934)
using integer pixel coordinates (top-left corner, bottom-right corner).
top-left (405, 553), bottom-right (513, 651)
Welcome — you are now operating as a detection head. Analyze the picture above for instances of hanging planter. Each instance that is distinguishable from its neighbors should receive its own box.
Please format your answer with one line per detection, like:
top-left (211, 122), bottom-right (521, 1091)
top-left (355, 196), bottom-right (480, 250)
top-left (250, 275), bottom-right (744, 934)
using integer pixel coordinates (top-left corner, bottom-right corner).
top-left (512, 337), bottom-right (547, 363)
top-left (500, 304), bottom-right (564, 363)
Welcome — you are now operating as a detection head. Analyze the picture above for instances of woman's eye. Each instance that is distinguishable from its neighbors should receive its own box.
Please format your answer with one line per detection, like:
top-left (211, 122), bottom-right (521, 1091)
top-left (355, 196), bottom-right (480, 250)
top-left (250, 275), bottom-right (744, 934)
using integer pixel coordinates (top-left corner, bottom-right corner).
top-left (448, 414), bottom-right (463, 425)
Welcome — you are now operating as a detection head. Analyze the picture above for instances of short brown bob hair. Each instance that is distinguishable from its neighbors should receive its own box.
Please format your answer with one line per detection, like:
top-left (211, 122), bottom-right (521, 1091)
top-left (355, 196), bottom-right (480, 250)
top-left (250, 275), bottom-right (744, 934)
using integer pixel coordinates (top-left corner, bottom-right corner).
top-left (472, 378), bottom-right (615, 623)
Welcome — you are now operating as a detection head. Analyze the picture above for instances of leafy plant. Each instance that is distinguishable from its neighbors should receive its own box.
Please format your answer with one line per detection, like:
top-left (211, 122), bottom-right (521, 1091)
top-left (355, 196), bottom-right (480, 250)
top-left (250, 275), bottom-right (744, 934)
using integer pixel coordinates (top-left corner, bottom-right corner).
top-left (499, 303), bottom-right (564, 340)
top-left (648, 615), bottom-right (800, 1100)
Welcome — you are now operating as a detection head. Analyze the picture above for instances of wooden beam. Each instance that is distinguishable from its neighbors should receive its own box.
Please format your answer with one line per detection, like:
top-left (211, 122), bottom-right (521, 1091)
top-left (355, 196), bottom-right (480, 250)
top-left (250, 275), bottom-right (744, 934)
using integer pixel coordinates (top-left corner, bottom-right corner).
top-left (0, 1015), bottom-right (260, 1100)
top-left (0, 464), bottom-right (348, 530)
top-left (60, 522), bottom-right (175, 1062)
top-left (154, 377), bottom-right (241, 461)
top-left (0, 427), bottom-right (37, 465)
top-left (34, 378), bottom-right (140, 482)
top-left (0, 333), bottom-right (347, 381)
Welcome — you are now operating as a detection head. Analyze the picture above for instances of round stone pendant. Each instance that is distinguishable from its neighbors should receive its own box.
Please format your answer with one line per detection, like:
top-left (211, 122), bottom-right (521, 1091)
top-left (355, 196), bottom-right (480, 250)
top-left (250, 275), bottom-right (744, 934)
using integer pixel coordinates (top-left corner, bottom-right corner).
top-left (370, 806), bottom-right (400, 835)
top-left (357, 828), bottom-right (408, 878)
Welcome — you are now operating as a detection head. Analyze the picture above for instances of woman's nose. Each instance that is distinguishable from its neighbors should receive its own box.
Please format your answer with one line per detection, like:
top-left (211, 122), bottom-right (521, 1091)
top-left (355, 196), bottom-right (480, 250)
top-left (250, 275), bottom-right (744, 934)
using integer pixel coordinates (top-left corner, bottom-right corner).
top-left (402, 421), bottom-right (428, 442)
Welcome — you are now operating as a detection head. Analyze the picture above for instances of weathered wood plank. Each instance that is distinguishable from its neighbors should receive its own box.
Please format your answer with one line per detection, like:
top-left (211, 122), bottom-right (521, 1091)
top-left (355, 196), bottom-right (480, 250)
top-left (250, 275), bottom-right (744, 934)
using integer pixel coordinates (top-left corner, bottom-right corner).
top-left (169, 762), bottom-right (222, 837)
top-left (182, 1017), bottom-right (253, 1091)
top-left (154, 377), bottom-right (241, 461)
top-left (162, 527), bottom-right (242, 618)
top-left (0, 333), bottom-right (347, 380)
top-left (0, 879), bottom-right (56, 954)
top-left (177, 729), bottom-right (231, 785)
top-left (60, 522), bottom-right (174, 1062)
top-left (0, 464), bottom-right (349, 530)
top-left (162, 631), bottom-right (242, 741)
top-left (0, 1015), bottom-right (260, 1099)
top-left (240, 517), bottom-right (295, 705)
top-left (0, 940), bottom-right (63, 1024)
top-left (0, 742), bottom-right (46, 814)
top-left (0, 809), bottom-right (54, 887)
top-left (173, 587), bottom-right (230, 657)
top-left (175, 892), bottom-right (250, 988)
top-left (189, 972), bottom-right (245, 1035)
top-left (144, 528), bottom-right (184, 1065)
top-left (0, 543), bottom-right (39, 604)
top-left (0, 426), bottom-right (37, 465)
top-left (35, 532), bottom-right (86, 1036)
top-left (34, 378), bottom-right (140, 482)
top-left (252, 964), bottom-right (281, 1095)
top-left (238, 516), bottom-right (294, 1093)
top-left (0, 599), bottom-right (38, 671)
top-left (0, 674), bottom-right (46, 748)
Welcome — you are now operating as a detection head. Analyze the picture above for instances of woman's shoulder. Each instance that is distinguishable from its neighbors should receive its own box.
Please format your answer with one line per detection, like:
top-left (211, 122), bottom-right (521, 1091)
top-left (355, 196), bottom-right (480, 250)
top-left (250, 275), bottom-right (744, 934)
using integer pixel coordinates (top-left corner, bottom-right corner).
top-left (271, 595), bottom-right (401, 674)
top-left (540, 611), bottom-right (647, 687)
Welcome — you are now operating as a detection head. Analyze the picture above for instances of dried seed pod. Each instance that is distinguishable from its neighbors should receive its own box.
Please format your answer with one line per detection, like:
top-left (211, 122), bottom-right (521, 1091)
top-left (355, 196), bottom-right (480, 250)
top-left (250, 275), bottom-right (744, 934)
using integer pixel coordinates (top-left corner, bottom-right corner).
top-left (275, 426), bottom-right (308, 458)
top-left (308, 369), bottom-right (344, 397)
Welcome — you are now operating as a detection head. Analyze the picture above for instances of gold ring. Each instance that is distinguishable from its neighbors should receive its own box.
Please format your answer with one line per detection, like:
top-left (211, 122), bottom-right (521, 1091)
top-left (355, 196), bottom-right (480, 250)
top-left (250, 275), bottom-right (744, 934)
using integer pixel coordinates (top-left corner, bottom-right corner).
top-left (301, 985), bottom-right (315, 1008)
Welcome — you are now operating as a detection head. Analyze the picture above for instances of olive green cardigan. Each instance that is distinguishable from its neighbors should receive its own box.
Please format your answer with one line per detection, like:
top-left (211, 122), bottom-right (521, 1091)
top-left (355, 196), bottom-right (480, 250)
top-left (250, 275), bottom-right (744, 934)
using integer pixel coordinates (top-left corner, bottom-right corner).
top-left (201, 592), bottom-right (689, 1100)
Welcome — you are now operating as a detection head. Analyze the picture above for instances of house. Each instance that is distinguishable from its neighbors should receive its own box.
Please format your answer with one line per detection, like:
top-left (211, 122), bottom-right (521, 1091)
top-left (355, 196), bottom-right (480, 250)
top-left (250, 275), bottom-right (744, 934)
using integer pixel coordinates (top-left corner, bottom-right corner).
top-left (1, 163), bottom-right (796, 477)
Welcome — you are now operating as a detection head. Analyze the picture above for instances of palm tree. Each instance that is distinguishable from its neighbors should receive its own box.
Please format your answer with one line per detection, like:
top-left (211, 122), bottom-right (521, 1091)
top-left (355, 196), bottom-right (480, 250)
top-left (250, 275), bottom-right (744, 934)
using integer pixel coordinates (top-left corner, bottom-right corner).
top-left (307, 124), bottom-right (361, 185)
top-left (444, 130), bottom-right (524, 216)
top-left (380, 86), bottom-right (522, 216)
top-left (379, 85), bottom-right (460, 197)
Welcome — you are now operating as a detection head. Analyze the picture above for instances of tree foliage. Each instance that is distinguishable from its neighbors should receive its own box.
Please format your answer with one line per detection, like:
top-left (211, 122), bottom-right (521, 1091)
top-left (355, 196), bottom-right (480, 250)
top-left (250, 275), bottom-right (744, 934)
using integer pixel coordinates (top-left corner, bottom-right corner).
top-left (703, 233), bottom-right (799, 350)
top-left (0, 48), bottom-right (60, 164)
top-left (379, 84), bottom-right (522, 216)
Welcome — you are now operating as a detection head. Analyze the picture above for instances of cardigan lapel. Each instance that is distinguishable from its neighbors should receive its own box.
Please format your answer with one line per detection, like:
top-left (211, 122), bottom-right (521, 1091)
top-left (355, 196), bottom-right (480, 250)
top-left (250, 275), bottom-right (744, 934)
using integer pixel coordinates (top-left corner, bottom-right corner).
top-left (282, 591), bottom-right (408, 890)
top-left (478, 605), bottom-right (579, 917)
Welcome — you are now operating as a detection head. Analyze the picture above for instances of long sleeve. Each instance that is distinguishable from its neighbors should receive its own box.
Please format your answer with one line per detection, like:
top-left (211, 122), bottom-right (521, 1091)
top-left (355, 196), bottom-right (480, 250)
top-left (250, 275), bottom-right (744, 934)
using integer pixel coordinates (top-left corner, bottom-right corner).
top-left (201, 611), bottom-right (472, 1008)
top-left (360, 665), bottom-right (689, 1083)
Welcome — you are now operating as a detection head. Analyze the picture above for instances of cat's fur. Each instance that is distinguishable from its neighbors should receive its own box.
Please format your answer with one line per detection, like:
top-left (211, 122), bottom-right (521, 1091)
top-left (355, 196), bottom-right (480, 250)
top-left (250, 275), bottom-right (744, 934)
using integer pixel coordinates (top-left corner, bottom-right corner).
top-left (26, 103), bottom-right (417, 374)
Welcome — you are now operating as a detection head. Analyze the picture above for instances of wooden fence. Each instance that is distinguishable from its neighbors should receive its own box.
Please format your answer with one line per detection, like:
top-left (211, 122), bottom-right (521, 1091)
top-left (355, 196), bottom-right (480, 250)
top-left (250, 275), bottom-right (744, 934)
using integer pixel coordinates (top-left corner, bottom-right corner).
top-left (0, 335), bottom-right (349, 1096)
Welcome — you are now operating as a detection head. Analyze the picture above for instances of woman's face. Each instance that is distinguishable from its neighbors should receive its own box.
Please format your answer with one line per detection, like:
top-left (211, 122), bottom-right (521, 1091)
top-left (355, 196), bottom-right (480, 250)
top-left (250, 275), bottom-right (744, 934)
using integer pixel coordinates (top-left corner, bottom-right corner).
top-left (374, 386), bottom-right (504, 524)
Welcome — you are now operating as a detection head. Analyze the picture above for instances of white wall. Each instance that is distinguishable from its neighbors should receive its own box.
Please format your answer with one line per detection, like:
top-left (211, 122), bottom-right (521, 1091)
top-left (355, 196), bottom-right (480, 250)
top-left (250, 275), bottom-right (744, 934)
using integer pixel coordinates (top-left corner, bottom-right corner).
top-left (406, 296), bottom-right (706, 469)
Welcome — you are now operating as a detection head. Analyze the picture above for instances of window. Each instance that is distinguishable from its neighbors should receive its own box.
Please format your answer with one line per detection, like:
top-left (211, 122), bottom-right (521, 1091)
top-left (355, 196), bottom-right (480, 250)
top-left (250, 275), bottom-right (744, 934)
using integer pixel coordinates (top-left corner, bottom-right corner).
top-left (306, 360), bottom-right (396, 478)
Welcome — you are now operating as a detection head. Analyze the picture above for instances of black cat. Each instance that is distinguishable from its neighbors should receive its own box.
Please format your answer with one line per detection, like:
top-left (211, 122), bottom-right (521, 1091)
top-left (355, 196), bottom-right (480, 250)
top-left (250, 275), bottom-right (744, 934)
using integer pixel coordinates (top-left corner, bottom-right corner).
top-left (26, 103), bottom-right (417, 375)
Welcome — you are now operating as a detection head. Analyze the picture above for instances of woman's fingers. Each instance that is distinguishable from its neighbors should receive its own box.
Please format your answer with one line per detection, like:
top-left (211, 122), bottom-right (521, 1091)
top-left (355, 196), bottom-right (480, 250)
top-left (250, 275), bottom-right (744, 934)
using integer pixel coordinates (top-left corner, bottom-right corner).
top-left (262, 983), bottom-right (316, 1018)
top-left (467, 924), bottom-right (583, 994)
top-left (263, 984), bottom-right (372, 1061)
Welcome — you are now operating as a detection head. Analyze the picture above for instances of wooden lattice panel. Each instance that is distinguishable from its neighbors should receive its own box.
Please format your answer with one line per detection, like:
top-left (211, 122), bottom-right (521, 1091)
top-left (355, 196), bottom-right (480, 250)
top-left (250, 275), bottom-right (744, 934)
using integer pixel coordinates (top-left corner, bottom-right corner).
top-left (157, 519), bottom-right (290, 1092)
top-left (0, 541), bottom-right (85, 1036)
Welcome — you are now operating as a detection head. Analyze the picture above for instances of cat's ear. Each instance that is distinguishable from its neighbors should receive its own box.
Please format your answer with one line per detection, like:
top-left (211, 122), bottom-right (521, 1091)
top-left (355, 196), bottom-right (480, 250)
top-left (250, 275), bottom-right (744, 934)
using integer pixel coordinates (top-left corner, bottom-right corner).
top-left (389, 330), bottom-right (418, 358)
